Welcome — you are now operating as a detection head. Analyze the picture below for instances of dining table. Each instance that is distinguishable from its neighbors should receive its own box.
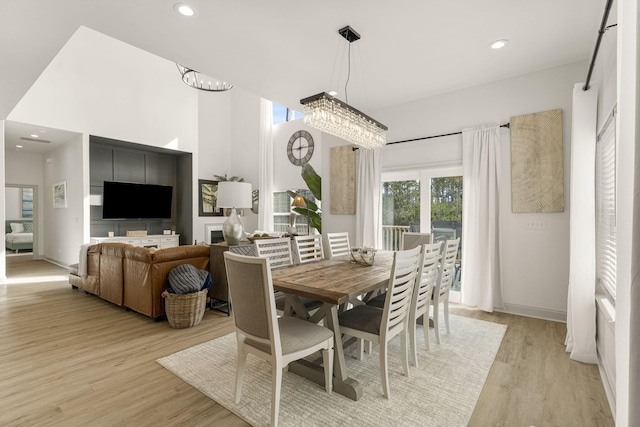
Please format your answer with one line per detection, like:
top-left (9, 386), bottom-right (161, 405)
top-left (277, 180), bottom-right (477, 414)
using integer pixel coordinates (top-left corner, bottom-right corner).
top-left (271, 252), bottom-right (394, 401)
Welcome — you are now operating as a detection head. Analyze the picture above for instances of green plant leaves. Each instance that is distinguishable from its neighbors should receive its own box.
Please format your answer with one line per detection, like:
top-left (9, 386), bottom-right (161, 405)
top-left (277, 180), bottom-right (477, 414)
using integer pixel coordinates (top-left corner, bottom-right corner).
top-left (301, 163), bottom-right (321, 201)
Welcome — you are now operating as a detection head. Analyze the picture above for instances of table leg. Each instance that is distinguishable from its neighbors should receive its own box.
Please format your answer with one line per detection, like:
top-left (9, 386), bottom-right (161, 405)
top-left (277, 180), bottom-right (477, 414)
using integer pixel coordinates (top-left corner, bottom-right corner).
top-left (288, 302), bottom-right (363, 401)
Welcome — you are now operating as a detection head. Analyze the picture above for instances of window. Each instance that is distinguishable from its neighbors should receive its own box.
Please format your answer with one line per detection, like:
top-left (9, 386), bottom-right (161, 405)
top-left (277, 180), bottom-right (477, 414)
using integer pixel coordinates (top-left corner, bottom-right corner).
top-left (273, 189), bottom-right (314, 234)
top-left (273, 102), bottom-right (304, 125)
top-left (596, 108), bottom-right (617, 300)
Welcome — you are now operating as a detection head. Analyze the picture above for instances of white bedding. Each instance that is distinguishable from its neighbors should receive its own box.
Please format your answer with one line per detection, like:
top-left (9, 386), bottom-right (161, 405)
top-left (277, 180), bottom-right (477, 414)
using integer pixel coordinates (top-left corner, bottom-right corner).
top-left (6, 232), bottom-right (33, 244)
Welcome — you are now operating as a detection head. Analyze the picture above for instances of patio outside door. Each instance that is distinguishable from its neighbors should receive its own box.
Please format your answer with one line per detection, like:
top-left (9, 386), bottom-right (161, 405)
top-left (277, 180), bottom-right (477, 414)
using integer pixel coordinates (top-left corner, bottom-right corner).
top-left (381, 166), bottom-right (462, 302)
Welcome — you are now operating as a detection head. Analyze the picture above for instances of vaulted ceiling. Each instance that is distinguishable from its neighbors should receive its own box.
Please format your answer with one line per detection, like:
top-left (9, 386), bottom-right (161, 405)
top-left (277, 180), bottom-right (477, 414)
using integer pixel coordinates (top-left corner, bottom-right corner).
top-left (1, 1), bottom-right (605, 133)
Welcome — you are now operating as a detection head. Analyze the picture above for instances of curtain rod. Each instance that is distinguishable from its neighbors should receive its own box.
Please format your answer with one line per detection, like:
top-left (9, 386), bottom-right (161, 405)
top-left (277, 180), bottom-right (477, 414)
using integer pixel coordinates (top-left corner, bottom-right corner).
top-left (583, 0), bottom-right (615, 91)
top-left (353, 122), bottom-right (510, 151)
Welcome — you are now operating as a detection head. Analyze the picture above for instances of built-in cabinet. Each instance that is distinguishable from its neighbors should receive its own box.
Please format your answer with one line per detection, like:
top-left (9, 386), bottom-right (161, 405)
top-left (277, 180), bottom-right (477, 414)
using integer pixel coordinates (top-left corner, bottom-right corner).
top-left (90, 234), bottom-right (179, 249)
top-left (89, 136), bottom-right (193, 244)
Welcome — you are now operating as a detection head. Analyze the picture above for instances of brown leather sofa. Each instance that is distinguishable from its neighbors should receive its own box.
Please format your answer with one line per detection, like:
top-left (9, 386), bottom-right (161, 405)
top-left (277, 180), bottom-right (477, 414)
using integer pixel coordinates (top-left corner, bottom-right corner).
top-left (69, 243), bottom-right (210, 320)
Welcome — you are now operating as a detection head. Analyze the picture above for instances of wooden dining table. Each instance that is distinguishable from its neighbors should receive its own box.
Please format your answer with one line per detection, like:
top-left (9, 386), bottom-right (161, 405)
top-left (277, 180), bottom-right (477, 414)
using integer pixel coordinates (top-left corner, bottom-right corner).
top-left (271, 252), bottom-right (394, 401)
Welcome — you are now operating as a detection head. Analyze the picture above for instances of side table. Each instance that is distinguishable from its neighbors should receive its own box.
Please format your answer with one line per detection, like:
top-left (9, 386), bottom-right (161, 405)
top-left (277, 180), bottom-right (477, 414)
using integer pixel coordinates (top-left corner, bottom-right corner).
top-left (209, 241), bottom-right (255, 315)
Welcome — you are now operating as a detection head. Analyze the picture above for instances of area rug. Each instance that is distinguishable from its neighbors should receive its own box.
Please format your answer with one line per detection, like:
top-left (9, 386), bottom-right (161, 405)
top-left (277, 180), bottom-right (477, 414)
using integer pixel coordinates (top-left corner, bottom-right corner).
top-left (157, 315), bottom-right (506, 427)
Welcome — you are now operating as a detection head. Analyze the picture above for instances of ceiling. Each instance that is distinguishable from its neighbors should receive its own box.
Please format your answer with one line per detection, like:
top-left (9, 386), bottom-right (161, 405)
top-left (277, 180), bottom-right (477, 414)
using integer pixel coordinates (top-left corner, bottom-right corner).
top-left (1, 0), bottom-right (607, 152)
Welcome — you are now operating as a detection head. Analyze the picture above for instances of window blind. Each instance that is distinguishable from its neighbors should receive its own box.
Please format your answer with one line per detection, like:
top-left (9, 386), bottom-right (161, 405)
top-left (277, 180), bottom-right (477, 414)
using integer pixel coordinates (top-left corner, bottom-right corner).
top-left (595, 107), bottom-right (617, 300)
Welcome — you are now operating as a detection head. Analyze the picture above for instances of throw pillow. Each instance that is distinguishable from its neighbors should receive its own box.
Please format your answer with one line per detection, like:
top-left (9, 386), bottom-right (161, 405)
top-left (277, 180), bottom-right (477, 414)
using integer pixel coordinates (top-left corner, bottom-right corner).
top-left (23, 222), bottom-right (33, 233)
top-left (10, 222), bottom-right (24, 233)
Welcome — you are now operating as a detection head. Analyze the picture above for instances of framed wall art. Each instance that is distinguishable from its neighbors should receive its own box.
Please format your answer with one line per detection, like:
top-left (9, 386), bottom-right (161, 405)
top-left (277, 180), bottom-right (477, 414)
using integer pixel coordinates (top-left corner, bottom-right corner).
top-left (198, 179), bottom-right (223, 216)
top-left (53, 181), bottom-right (67, 209)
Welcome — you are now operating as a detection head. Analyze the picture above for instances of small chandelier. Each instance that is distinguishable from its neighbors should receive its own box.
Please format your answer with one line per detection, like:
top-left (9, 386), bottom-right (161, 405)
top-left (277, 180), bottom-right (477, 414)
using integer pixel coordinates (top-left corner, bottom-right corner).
top-left (176, 64), bottom-right (233, 92)
top-left (300, 26), bottom-right (387, 149)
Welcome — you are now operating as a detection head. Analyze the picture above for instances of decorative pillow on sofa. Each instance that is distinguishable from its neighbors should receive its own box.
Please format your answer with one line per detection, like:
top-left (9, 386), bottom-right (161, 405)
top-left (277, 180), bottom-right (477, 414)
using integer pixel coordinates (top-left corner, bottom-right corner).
top-left (10, 222), bottom-right (24, 233)
top-left (23, 222), bottom-right (33, 233)
top-left (168, 264), bottom-right (211, 294)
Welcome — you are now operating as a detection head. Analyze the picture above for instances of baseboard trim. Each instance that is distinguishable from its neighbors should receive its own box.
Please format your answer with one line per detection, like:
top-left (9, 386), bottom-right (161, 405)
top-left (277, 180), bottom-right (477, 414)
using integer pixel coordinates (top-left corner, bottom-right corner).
top-left (496, 303), bottom-right (567, 323)
top-left (597, 352), bottom-right (616, 421)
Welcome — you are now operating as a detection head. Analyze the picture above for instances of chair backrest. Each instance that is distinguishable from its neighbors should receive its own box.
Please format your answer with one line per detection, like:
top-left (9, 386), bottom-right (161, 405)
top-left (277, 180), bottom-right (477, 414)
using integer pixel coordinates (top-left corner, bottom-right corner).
top-left (411, 242), bottom-right (442, 316)
top-left (435, 238), bottom-right (460, 298)
top-left (401, 232), bottom-right (433, 250)
top-left (224, 252), bottom-right (280, 355)
top-left (326, 232), bottom-right (351, 258)
top-left (294, 235), bottom-right (324, 264)
top-left (380, 245), bottom-right (422, 336)
top-left (254, 237), bottom-right (293, 269)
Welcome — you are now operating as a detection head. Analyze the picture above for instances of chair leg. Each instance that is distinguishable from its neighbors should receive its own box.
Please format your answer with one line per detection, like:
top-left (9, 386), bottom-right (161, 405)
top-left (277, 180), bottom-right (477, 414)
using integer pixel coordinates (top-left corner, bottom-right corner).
top-left (365, 340), bottom-right (372, 355)
top-left (271, 363), bottom-right (283, 427)
top-left (380, 340), bottom-right (390, 399)
top-left (356, 338), bottom-right (364, 361)
top-left (433, 304), bottom-right (441, 344)
top-left (444, 297), bottom-right (450, 335)
top-left (423, 315), bottom-right (431, 353)
top-left (409, 317), bottom-right (418, 368)
top-left (401, 325), bottom-right (410, 378)
top-left (234, 344), bottom-right (247, 404)
top-left (322, 345), bottom-right (334, 393)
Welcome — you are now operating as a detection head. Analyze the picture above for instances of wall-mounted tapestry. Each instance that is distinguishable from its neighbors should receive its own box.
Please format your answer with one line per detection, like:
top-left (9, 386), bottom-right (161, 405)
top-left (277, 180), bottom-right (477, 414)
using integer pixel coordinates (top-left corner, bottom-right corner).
top-left (511, 108), bottom-right (564, 213)
top-left (330, 145), bottom-right (356, 215)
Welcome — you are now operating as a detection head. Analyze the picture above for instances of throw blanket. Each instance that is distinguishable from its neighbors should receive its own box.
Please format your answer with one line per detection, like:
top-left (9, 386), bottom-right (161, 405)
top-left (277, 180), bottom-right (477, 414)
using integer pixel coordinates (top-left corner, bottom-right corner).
top-left (168, 264), bottom-right (212, 294)
top-left (78, 244), bottom-right (91, 277)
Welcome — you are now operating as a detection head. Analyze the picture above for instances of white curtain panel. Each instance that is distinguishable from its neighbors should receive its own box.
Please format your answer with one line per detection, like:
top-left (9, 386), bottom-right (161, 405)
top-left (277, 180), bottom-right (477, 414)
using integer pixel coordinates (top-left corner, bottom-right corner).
top-left (565, 83), bottom-right (597, 364)
top-left (461, 125), bottom-right (504, 312)
top-left (355, 147), bottom-right (381, 248)
top-left (258, 99), bottom-right (274, 231)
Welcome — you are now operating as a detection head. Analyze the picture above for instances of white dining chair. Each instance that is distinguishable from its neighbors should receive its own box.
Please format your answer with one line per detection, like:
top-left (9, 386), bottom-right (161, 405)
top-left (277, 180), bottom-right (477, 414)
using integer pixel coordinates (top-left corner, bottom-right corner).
top-left (408, 242), bottom-right (441, 365)
top-left (401, 232), bottom-right (433, 250)
top-left (326, 232), bottom-right (351, 258)
top-left (254, 237), bottom-right (322, 317)
top-left (294, 235), bottom-right (324, 264)
top-left (224, 252), bottom-right (334, 427)
top-left (253, 237), bottom-right (293, 269)
top-left (337, 246), bottom-right (422, 398)
top-left (432, 238), bottom-right (460, 343)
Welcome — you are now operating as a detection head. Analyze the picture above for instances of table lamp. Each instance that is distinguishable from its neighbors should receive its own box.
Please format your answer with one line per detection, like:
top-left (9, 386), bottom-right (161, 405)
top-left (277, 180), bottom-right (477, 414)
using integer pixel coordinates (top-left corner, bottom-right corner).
top-left (290, 194), bottom-right (307, 235)
top-left (217, 181), bottom-right (252, 245)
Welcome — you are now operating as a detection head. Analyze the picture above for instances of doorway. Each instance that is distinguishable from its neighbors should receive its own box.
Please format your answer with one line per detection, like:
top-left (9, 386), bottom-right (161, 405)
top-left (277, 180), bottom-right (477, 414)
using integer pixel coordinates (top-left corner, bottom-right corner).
top-left (5, 185), bottom-right (37, 260)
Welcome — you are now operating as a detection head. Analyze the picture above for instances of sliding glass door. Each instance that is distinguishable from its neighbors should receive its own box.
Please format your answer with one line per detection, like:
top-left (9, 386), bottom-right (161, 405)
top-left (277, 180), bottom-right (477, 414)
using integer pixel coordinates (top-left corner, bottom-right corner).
top-left (382, 166), bottom-right (462, 300)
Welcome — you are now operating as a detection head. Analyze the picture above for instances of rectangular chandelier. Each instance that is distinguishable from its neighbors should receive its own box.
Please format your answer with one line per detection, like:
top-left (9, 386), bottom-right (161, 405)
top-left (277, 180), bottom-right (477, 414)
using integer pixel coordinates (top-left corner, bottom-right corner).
top-left (300, 92), bottom-right (388, 149)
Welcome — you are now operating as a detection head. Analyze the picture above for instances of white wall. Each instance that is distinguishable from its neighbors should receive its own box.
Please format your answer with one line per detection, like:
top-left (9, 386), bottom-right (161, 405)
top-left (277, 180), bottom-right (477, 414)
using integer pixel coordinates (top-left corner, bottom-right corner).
top-left (367, 61), bottom-right (588, 320)
top-left (0, 120), bottom-right (5, 281)
top-left (42, 135), bottom-right (84, 265)
top-left (5, 188), bottom-right (21, 219)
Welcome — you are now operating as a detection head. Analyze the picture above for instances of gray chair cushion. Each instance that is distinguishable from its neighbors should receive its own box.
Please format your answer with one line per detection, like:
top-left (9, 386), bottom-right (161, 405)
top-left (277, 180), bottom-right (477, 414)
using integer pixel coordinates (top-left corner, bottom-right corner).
top-left (366, 293), bottom-right (386, 309)
top-left (338, 305), bottom-right (383, 336)
top-left (245, 316), bottom-right (333, 356)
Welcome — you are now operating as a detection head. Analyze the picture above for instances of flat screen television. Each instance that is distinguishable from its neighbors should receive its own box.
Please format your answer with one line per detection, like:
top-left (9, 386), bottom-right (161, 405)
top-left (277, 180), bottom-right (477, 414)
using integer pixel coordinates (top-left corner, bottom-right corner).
top-left (102, 181), bottom-right (173, 219)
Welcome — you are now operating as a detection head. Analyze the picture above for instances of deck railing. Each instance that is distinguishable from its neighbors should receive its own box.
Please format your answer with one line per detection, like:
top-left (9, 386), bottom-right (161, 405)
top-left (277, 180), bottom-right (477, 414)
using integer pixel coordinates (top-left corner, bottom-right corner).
top-left (381, 225), bottom-right (411, 251)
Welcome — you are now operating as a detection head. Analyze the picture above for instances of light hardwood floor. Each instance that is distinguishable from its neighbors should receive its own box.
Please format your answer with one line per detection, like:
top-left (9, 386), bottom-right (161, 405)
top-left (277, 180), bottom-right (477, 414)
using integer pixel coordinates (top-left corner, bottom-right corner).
top-left (1, 258), bottom-right (613, 426)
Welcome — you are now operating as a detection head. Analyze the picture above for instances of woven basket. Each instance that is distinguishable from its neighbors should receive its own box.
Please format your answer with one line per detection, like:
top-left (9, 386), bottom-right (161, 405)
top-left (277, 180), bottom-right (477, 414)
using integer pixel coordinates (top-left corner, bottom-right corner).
top-left (162, 288), bottom-right (208, 329)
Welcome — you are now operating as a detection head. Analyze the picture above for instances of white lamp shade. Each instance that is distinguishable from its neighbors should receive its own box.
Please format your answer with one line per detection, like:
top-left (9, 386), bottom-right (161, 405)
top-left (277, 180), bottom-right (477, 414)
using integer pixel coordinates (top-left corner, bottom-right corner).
top-left (216, 181), bottom-right (252, 209)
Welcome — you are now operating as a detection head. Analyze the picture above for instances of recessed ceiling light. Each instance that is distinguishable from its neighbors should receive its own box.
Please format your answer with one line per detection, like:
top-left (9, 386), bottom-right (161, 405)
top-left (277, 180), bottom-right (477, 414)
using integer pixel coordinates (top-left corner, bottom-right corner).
top-left (174, 3), bottom-right (196, 16)
top-left (490, 39), bottom-right (509, 49)
top-left (30, 134), bottom-right (39, 138)
top-left (16, 145), bottom-right (23, 149)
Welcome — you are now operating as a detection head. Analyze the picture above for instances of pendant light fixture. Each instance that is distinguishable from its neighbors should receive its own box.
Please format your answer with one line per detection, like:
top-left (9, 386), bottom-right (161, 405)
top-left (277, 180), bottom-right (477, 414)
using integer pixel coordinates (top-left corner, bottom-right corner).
top-left (300, 26), bottom-right (387, 149)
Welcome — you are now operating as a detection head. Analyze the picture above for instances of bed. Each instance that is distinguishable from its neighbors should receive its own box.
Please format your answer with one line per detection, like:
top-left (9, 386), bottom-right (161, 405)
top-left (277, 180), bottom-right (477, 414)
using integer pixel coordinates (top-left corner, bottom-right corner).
top-left (5, 220), bottom-right (33, 253)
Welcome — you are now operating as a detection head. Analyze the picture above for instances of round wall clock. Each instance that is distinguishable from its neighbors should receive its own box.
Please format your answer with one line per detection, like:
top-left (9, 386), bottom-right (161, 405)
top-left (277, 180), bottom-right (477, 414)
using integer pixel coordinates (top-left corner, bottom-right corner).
top-left (287, 130), bottom-right (314, 166)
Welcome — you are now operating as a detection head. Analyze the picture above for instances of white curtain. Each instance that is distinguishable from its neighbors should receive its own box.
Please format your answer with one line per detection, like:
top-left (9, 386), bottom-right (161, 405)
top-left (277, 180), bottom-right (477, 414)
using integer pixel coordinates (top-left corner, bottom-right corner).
top-left (258, 99), bottom-right (274, 231)
top-left (461, 124), bottom-right (503, 312)
top-left (355, 147), bottom-right (381, 248)
top-left (565, 83), bottom-right (597, 363)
